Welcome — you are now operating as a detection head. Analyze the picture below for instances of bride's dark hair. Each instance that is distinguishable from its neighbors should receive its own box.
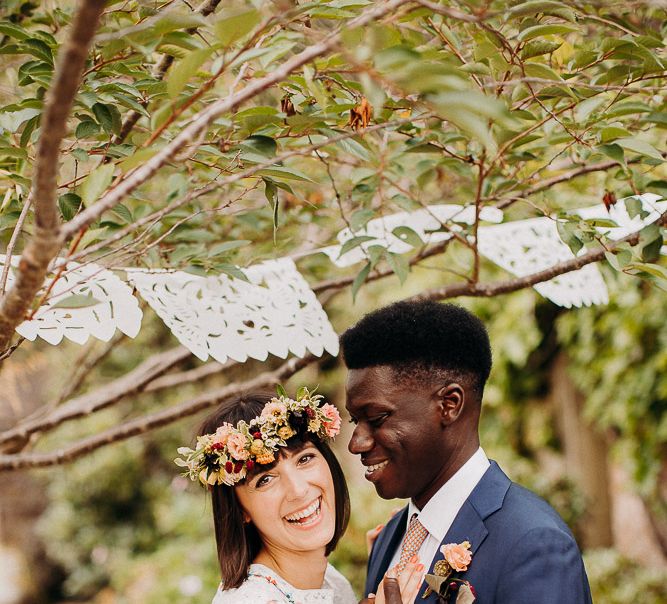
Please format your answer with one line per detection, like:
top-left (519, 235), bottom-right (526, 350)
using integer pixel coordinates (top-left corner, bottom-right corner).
top-left (199, 392), bottom-right (350, 590)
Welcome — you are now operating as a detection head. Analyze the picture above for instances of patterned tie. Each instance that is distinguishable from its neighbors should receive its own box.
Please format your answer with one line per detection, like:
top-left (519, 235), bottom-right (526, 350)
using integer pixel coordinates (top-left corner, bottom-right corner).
top-left (396, 513), bottom-right (428, 574)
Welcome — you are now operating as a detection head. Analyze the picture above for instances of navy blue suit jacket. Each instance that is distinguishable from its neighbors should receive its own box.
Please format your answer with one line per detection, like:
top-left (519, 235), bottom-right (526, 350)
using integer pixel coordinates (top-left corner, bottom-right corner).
top-left (365, 462), bottom-right (592, 603)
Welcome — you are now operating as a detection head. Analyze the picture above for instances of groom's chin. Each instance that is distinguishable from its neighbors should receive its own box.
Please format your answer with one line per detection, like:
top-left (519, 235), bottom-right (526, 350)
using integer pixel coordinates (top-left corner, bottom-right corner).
top-left (371, 480), bottom-right (404, 501)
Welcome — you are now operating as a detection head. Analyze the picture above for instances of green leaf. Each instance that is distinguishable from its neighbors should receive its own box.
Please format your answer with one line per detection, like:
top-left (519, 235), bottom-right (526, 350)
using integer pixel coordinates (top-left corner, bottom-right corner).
top-left (79, 164), bottom-right (115, 206)
top-left (508, 1), bottom-right (574, 19)
top-left (167, 47), bottom-right (213, 99)
top-left (22, 38), bottom-right (53, 64)
top-left (614, 138), bottom-right (663, 161)
top-left (170, 228), bottom-right (218, 243)
top-left (78, 227), bottom-right (109, 250)
top-left (51, 293), bottom-right (102, 309)
top-left (216, 263), bottom-right (249, 282)
top-left (520, 40), bottom-right (562, 60)
top-left (150, 102), bottom-right (173, 131)
top-left (71, 148), bottom-right (88, 163)
top-left (350, 209), bottom-right (375, 232)
top-left (392, 226), bottom-right (423, 248)
top-left (153, 12), bottom-right (206, 35)
top-left (599, 126), bottom-right (632, 143)
top-left (208, 240), bottom-right (251, 257)
top-left (92, 103), bottom-right (114, 134)
top-left (58, 193), bottom-right (82, 221)
top-left (598, 143), bottom-right (625, 164)
top-left (556, 220), bottom-right (583, 255)
top-left (624, 197), bottom-right (645, 219)
top-left (638, 223), bottom-right (663, 263)
top-left (111, 203), bottom-right (133, 224)
top-left (256, 166), bottom-right (313, 182)
top-left (0, 22), bottom-right (30, 41)
top-left (351, 261), bottom-right (371, 302)
top-left (75, 120), bottom-right (99, 139)
top-left (242, 135), bottom-right (277, 157)
top-left (624, 262), bottom-right (667, 282)
top-left (276, 384), bottom-right (287, 397)
top-left (518, 24), bottom-right (578, 42)
top-left (118, 148), bottom-right (158, 172)
top-left (339, 235), bottom-right (376, 259)
top-left (19, 114), bottom-right (38, 148)
top-left (386, 251), bottom-right (409, 284)
top-left (523, 62), bottom-right (564, 81)
top-left (214, 10), bottom-right (261, 47)
top-left (366, 244), bottom-right (386, 269)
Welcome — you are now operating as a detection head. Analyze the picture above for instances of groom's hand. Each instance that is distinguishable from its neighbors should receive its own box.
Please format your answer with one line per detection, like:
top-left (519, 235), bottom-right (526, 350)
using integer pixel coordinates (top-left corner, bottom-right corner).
top-left (360, 562), bottom-right (425, 604)
top-left (382, 576), bottom-right (403, 602)
top-left (358, 577), bottom-right (401, 604)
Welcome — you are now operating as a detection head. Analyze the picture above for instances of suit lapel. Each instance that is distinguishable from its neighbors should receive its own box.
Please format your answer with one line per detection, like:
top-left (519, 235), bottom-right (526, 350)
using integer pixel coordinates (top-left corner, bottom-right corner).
top-left (416, 462), bottom-right (511, 603)
top-left (367, 506), bottom-right (409, 596)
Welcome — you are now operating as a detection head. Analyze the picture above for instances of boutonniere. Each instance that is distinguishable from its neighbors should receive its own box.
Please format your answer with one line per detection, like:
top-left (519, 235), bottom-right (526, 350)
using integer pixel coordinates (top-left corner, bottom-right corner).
top-left (422, 541), bottom-right (476, 603)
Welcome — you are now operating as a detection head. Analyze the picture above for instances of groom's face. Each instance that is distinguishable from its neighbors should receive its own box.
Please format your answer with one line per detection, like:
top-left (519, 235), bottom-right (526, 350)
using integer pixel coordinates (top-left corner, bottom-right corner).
top-left (345, 364), bottom-right (450, 507)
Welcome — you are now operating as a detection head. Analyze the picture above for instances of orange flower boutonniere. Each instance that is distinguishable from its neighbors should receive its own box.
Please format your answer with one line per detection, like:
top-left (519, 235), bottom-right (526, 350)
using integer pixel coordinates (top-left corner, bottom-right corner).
top-left (422, 541), bottom-right (476, 602)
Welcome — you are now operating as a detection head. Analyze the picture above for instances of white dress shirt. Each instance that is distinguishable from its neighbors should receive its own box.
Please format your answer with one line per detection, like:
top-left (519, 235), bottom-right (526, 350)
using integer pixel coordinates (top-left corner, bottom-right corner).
top-left (388, 447), bottom-right (490, 570)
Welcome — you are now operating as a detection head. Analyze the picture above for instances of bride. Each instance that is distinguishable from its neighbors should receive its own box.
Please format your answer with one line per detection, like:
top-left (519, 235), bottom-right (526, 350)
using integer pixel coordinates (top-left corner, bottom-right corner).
top-left (176, 389), bottom-right (423, 603)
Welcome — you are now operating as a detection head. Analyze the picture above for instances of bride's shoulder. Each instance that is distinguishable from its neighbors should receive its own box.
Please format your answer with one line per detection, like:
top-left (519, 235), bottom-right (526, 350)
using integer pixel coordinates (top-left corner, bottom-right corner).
top-left (324, 563), bottom-right (357, 604)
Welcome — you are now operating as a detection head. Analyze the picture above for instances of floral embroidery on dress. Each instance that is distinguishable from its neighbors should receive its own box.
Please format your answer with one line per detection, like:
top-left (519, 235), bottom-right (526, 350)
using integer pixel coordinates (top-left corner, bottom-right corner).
top-left (248, 570), bottom-right (297, 604)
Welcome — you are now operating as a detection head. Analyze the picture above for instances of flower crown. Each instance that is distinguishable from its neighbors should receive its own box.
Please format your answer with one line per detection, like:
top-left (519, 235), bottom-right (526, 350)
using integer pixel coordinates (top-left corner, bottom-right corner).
top-left (175, 387), bottom-right (342, 486)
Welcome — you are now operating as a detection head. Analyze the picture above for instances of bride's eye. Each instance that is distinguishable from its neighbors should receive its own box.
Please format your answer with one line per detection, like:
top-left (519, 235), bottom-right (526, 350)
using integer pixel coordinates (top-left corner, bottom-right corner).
top-left (256, 474), bottom-right (273, 487)
top-left (298, 453), bottom-right (315, 465)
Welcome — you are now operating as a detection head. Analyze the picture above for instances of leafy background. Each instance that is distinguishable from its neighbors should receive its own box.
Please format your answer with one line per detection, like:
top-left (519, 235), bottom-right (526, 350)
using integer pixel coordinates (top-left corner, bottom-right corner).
top-left (0, 0), bottom-right (665, 602)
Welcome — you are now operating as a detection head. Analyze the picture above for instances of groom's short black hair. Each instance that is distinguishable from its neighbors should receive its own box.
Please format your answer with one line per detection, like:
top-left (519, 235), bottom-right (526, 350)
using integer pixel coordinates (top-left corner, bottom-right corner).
top-left (340, 300), bottom-right (492, 400)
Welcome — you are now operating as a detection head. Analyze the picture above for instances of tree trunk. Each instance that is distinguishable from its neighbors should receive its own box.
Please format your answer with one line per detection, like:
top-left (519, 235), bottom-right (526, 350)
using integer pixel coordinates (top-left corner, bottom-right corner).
top-left (551, 352), bottom-right (613, 547)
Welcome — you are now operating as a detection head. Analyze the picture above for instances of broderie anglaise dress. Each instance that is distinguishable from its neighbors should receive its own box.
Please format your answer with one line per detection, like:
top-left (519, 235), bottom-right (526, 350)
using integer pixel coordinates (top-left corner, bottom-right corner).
top-left (212, 563), bottom-right (357, 604)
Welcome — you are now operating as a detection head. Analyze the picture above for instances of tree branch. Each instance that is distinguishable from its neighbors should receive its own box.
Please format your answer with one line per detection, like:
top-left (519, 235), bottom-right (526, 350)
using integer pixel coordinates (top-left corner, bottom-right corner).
top-left (60, 0), bottom-right (415, 239)
top-left (491, 152), bottom-right (666, 209)
top-left (412, 211), bottom-right (667, 302)
top-left (144, 359), bottom-right (234, 392)
top-left (0, 354), bottom-right (315, 470)
top-left (0, 192), bottom-right (32, 295)
top-left (0, 0), bottom-right (106, 353)
top-left (0, 345), bottom-right (192, 452)
top-left (66, 115), bottom-right (425, 266)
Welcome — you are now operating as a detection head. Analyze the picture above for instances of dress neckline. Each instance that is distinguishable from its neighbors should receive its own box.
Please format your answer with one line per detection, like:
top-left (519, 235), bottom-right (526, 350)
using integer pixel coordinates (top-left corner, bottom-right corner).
top-left (248, 563), bottom-right (333, 597)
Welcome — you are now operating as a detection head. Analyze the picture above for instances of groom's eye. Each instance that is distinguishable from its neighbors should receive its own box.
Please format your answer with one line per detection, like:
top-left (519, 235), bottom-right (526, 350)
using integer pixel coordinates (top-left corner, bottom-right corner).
top-left (369, 414), bottom-right (389, 427)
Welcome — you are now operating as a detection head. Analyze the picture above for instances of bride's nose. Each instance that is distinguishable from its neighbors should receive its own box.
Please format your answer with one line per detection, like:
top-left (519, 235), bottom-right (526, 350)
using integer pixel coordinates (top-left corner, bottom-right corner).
top-left (283, 467), bottom-right (309, 500)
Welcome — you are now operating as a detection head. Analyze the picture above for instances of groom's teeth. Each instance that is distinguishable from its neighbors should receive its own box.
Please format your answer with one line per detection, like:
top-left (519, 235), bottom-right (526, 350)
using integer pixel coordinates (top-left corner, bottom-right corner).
top-left (365, 460), bottom-right (389, 473)
top-left (285, 498), bottom-right (321, 522)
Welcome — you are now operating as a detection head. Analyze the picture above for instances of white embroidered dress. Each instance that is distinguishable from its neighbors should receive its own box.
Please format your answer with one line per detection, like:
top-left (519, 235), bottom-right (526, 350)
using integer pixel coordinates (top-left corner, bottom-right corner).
top-left (212, 563), bottom-right (357, 604)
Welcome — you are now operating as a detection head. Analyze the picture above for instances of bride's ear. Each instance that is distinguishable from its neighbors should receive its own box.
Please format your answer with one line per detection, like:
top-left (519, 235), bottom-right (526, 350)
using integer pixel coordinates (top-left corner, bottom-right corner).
top-left (242, 512), bottom-right (251, 524)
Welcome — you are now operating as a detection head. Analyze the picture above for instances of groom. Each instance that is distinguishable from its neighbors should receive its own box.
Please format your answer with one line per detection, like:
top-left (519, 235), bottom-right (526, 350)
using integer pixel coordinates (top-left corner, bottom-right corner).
top-left (341, 300), bottom-right (592, 603)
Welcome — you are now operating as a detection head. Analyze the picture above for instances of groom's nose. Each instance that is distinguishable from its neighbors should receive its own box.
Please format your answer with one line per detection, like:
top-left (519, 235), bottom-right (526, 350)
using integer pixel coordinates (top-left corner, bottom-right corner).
top-left (348, 423), bottom-right (373, 455)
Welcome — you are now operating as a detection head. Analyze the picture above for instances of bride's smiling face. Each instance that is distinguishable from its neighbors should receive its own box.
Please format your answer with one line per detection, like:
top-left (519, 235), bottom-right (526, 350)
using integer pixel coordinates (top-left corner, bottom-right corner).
top-left (235, 443), bottom-right (336, 555)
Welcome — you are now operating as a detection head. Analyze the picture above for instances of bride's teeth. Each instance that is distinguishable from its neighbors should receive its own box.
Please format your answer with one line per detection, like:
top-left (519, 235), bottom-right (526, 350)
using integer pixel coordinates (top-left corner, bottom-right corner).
top-left (285, 498), bottom-right (321, 522)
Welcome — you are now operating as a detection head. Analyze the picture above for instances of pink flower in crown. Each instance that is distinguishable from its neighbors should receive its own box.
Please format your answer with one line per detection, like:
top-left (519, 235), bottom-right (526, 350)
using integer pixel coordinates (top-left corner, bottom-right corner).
top-left (213, 423), bottom-right (234, 446)
top-left (226, 431), bottom-right (250, 461)
top-left (440, 541), bottom-right (472, 572)
top-left (320, 404), bottom-right (341, 437)
top-left (260, 400), bottom-right (288, 423)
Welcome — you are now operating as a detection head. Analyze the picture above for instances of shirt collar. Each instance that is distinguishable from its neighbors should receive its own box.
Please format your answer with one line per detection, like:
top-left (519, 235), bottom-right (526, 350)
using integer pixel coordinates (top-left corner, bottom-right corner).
top-left (406, 447), bottom-right (490, 542)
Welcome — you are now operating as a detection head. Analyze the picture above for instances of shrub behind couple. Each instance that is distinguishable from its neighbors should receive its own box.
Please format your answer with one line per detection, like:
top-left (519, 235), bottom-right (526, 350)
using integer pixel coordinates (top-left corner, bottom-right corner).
top-left (179, 301), bottom-right (593, 604)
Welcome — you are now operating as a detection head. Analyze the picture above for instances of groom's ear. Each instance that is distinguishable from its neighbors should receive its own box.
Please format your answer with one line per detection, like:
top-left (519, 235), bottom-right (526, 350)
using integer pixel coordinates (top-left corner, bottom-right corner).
top-left (434, 383), bottom-right (465, 426)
